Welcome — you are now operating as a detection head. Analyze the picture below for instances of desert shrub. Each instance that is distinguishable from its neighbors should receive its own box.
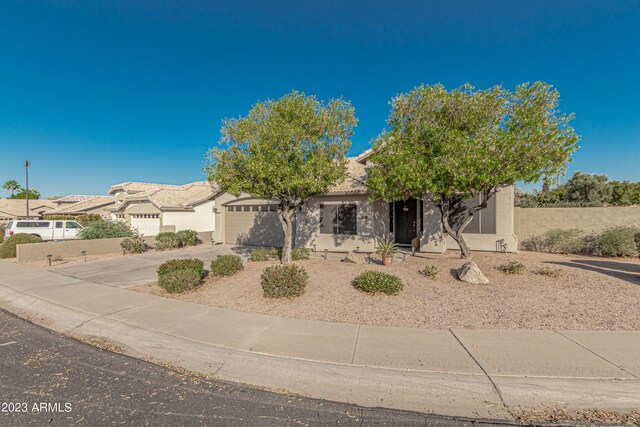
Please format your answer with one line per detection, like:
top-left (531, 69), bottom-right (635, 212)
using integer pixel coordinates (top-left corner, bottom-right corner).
top-left (78, 220), bottom-right (134, 240)
top-left (353, 271), bottom-right (404, 295)
top-left (597, 226), bottom-right (640, 257)
top-left (0, 224), bottom-right (5, 242)
top-left (520, 235), bottom-right (546, 252)
top-left (419, 265), bottom-right (439, 279)
top-left (250, 248), bottom-right (274, 261)
top-left (158, 258), bottom-right (205, 277)
top-left (497, 261), bottom-right (526, 275)
top-left (210, 255), bottom-right (244, 277)
top-left (0, 234), bottom-right (43, 258)
top-left (543, 228), bottom-right (586, 254)
top-left (535, 266), bottom-right (563, 277)
top-left (120, 234), bottom-right (146, 254)
top-left (155, 232), bottom-right (181, 251)
top-left (250, 247), bottom-right (309, 262)
top-left (177, 229), bottom-right (198, 247)
top-left (261, 265), bottom-right (308, 298)
top-left (157, 258), bottom-right (204, 293)
top-left (292, 247), bottom-right (310, 260)
top-left (158, 269), bottom-right (202, 293)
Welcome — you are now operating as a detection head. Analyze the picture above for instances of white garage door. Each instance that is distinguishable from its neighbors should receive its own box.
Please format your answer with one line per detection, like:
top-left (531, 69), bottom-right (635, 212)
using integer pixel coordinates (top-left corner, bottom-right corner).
top-left (225, 205), bottom-right (285, 246)
top-left (131, 214), bottom-right (161, 236)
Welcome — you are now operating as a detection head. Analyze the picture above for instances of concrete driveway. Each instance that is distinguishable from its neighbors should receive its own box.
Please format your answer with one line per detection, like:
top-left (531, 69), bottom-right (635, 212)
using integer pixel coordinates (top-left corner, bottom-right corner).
top-left (49, 244), bottom-right (237, 288)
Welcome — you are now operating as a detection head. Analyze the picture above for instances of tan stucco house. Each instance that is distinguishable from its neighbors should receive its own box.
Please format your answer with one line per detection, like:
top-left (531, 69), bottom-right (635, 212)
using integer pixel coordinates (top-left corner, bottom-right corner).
top-left (108, 182), bottom-right (217, 236)
top-left (212, 151), bottom-right (518, 253)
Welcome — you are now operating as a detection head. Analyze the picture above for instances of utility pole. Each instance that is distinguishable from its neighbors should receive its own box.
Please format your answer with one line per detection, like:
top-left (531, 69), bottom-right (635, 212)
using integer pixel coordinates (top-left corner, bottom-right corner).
top-left (25, 160), bottom-right (30, 218)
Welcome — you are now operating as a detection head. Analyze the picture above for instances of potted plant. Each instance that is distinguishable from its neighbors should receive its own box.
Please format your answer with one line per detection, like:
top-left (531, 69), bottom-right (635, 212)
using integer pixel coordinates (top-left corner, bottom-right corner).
top-left (376, 237), bottom-right (398, 266)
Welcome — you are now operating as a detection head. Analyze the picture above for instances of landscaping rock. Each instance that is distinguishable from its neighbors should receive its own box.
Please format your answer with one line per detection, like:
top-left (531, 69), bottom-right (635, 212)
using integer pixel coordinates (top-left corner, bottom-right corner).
top-left (343, 251), bottom-right (365, 265)
top-left (457, 261), bottom-right (489, 284)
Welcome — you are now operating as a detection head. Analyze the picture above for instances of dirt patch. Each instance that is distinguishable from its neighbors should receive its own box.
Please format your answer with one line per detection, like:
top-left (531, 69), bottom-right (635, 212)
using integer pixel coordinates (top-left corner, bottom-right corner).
top-left (509, 405), bottom-right (640, 425)
top-left (131, 251), bottom-right (640, 330)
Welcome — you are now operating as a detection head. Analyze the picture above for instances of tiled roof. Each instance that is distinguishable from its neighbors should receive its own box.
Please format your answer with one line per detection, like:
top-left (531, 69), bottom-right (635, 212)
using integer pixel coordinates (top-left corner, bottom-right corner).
top-left (326, 157), bottom-right (368, 194)
top-left (113, 182), bottom-right (218, 211)
top-left (46, 196), bottom-right (115, 215)
top-left (0, 199), bottom-right (57, 218)
top-left (108, 182), bottom-right (180, 195)
top-left (53, 195), bottom-right (100, 204)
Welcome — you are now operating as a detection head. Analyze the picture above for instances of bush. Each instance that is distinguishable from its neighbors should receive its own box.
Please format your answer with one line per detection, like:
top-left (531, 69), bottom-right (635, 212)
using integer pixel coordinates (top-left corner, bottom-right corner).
top-left (261, 265), bottom-right (308, 298)
top-left (535, 266), bottom-right (563, 277)
top-left (250, 248), bottom-right (274, 261)
top-left (292, 247), bottom-right (310, 260)
top-left (158, 269), bottom-right (202, 293)
top-left (419, 265), bottom-right (439, 279)
top-left (250, 247), bottom-right (310, 261)
top-left (210, 255), bottom-right (244, 277)
top-left (120, 234), bottom-right (146, 254)
top-left (543, 228), bottom-right (586, 254)
top-left (158, 258), bottom-right (205, 277)
top-left (0, 234), bottom-right (43, 258)
top-left (353, 271), bottom-right (403, 295)
top-left (78, 220), bottom-right (134, 240)
top-left (157, 258), bottom-right (204, 293)
top-left (597, 226), bottom-right (640, 257)
top-left (497, 260), bottom-right (526, 275)
top-left (177, 229), bottom-right (198, 247)
top-left (155, 232), bottom-right (181, 251)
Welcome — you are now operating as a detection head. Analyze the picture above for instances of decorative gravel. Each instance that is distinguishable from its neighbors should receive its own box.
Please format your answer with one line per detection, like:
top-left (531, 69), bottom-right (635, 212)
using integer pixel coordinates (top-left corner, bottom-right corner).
top-left (133, 251), bottom-right (640, 330)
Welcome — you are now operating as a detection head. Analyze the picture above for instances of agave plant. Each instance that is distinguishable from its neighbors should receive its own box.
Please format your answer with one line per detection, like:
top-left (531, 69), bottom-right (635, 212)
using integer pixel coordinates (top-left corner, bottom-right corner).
top-left (376, 236), bottom-right (398, 259)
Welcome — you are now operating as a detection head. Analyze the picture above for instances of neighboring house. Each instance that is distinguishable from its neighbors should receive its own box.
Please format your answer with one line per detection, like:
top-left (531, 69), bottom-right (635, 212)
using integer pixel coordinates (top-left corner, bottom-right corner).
top-left (0, 199), bottom-right (57, 223)
top-left (45, 196), bottom-right (115, 219)
top-left (108, 182), bottom-right (218, 236)
top-left (212, 151), bottom-right (518, 253)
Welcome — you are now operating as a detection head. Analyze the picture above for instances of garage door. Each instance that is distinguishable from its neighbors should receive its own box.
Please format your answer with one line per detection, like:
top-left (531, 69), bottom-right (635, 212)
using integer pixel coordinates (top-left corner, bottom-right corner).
top-left (225, 205), bottom-right (286, 246)
top-left (131, 214), bottom-right (161, 236)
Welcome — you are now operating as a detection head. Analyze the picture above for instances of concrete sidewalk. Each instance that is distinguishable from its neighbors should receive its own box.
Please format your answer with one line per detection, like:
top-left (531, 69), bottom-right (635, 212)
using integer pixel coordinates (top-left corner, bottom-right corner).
top-left (1, 260), bottom-right (639, 421)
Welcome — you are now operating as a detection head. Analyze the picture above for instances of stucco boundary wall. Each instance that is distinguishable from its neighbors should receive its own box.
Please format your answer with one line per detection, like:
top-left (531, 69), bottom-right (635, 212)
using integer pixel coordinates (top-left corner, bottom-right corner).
top-left (16, 231), bottom-right (214, 263)
top-left (514, 206), bottom-right (640, 248)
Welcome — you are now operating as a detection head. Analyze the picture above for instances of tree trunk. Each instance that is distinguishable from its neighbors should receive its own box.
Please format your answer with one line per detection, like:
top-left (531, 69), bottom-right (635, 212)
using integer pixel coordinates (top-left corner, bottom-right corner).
top-left (277, 204), bottom-right (295, 264)
top-left (438, 200), bottom-right (472, 259)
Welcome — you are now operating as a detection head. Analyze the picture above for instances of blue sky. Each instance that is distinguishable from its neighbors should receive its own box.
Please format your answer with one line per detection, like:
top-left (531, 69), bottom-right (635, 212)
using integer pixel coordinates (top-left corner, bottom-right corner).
top-left (1, 0), bottom-right (639, 197)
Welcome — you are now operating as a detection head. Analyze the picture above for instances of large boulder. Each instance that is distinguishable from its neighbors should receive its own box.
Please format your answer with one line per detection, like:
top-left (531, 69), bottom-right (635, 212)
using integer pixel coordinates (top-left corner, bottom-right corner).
top-left (457, 261), bottom-right (489, 284)
top-left (343, 251), bottom-right (365, 265)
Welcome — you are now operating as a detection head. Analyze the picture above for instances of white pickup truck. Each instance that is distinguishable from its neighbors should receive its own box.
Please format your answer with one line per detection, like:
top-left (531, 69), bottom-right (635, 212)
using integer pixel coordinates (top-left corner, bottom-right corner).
top-left (4, 220), bottom-right (84, 241)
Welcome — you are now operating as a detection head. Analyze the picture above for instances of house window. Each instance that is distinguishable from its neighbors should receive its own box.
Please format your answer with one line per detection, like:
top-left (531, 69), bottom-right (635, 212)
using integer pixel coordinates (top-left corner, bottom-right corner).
top-left (320, 203), bottom-right (357, 235)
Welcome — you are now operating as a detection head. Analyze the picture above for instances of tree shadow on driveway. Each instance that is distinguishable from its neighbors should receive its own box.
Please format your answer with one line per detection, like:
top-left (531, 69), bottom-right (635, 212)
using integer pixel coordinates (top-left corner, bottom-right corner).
top-left (544, 258), bottom-right (640, 285)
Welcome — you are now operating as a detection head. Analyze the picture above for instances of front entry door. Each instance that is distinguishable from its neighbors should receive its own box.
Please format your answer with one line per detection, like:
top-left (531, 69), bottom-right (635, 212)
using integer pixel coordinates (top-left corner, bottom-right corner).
top-left (394, 199), bottom-right (417, 245)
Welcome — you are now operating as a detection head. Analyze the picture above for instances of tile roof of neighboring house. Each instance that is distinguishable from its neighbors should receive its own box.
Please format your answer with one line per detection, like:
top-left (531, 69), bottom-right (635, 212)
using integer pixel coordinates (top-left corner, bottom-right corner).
top-left (108, 182), bottom-right (180, 195)
top-left (53, 194), bottom-right (101, 204)
top-left (0, 199), bottom-right (57, 219)
top-left (113, 182), bottom-right (218, 211)
top-left (45, 196), bottom-right (115, 215)
top-left (326, 157), bottom-right (368, 194)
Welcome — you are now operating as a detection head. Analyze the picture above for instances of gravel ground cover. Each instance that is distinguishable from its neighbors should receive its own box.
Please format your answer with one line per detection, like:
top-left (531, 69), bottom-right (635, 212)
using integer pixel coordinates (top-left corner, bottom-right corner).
top-left (133, 250), bottom-right (640, 330)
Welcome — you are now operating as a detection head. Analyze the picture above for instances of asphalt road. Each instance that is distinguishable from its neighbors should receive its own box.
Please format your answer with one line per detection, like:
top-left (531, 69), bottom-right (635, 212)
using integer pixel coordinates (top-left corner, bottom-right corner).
top-left (0, 310), bottom-right (507, 427)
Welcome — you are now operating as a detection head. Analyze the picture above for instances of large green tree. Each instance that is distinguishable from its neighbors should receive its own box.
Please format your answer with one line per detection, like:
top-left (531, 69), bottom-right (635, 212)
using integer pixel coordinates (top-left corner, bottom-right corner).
top-left (2, 180), bottom-right (21, 197)
top-left (367, 82), bottom-right (580, 258)
top-left (11, 188), bottom-right (41, 200)
top-left (206, 91), bottom-right (358, 263)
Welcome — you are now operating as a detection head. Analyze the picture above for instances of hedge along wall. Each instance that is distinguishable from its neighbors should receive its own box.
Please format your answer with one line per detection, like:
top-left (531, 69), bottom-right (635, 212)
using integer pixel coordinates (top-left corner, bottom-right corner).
top-left (514, 206), bottom-right (640, 248)
top-left (15, 231), bottom-right (214, 263)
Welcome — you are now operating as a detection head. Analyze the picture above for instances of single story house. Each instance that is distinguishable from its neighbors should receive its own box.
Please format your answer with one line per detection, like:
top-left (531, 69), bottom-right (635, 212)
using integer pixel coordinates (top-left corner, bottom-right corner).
top-left (0, 199), bottom-right (57, 223)
top-left (212, 151), bottom-right (518, 253)
top-left (45, 195), bottom-right (115, 219)
top-left (108, 181), bottom-right (217, 236)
